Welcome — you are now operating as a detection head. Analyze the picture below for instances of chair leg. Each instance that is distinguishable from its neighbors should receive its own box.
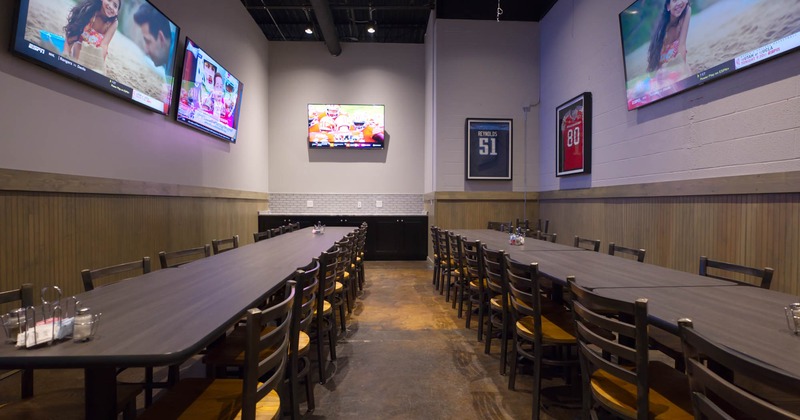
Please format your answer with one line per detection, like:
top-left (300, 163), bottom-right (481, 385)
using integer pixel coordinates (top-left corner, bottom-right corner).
top-left (508, 341), bottom-right (518, 391)
top-left (499, 312), bottom-right (509, 376)
top-left (145, 367), bottom-right (154, 407)
top-left (477, 299), bottom-right (486, 342)
top-left (21, 368), bottom-right (33, 398)
top-left (465, 295), bottom-right (473, 329)
top-left (338, 299), bottom-right (347, 333)
top-left (456, 283), bottom-right (465, 318)
top-left (484, 317), bottom-right (493, 354)
top-left (305, 359), bottom-right (316, 413)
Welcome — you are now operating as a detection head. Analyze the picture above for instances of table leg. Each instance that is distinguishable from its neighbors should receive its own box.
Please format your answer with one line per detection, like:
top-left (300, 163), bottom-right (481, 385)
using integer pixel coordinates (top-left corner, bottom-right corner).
top-left (85, 366), bottom-right (117, 420)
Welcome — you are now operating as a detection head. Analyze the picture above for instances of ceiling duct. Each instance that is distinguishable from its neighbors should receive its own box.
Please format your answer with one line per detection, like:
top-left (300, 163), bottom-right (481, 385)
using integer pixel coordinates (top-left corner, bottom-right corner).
top-left (310, 0), bottom-right (342, 56)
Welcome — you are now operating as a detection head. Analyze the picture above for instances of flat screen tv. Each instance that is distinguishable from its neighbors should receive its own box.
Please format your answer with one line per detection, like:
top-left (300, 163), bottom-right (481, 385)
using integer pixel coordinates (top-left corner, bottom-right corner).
top-left (10, 0), bottom-right (180, 114)
top-left (619, 0), bottom-right (800, 110)
top-left (308, 104), bottom-right (385, 149)
top-left (176, 38), bottom-right (243, 143)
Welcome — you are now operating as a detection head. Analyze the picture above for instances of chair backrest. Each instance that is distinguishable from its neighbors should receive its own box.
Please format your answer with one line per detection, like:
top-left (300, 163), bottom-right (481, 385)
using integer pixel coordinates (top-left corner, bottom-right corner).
top-left (269, 227), bottom-right (283, 238)
top-left (81, 257), bottom-right (151, 292)
top-left (487, 221), bottom-right (513, 232)
top-left (241, 281), bottom-right (295, 420)
top-left (574, 236), bottom-right (601, 252)
top-left (462, 238), bottom-right (482, 289)
top-left (292, 260), bottom-right (320, 335)
top-left (504, 255), bottom-right (543, 343)
top-left (608, 242), bottom-right (646, 263)
top-left (0, 283), bottom-right (34, 310)
top-left (699, 256), bottom-right (774, 289)
top-left (448, 231), bottom-right (464, 275)
top-left (158, 244), bottom-right (211, 269)
top-left (569, 276), bottom-right (652, 420)
top-left (536, 231), bottom-right (557, 243)
top-left (678, 319), bottom-right (800, 419)
top-left (253, 230), bottom-right (271, 243)
top-left (536, 219), bottom-right (550, 234)
top-left (436, 228), bottom-right (451, 265)
top-left (318, 248), bottom-right (338, 301)
top-left (212, 235), bottom-right (239, 255)
top-left (430, 226), bottom-right (441, 262)
top-left (480, 245), bottom-right (505, 298)
top-left (334, 237), bottom-right (352, 281)
top-left (283, 224), bottom-right (295, 233)
top-left (290, 222), bottom-right (300, 231)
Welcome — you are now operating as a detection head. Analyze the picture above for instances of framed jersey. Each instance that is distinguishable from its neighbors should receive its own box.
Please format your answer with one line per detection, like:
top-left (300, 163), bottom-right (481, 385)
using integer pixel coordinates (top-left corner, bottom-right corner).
top-left (556, 92), bottom-right (592, 177)
top-left (465, 118), bottom-right (512, 180)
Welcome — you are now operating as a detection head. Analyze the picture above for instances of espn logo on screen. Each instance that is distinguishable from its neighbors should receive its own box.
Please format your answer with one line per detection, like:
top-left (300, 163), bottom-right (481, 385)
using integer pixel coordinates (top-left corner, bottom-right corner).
top-left (28, 43), bottom-right (45, 54)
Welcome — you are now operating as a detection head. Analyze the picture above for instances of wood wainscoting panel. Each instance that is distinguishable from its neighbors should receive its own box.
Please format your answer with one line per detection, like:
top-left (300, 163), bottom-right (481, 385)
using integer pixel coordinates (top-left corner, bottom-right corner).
top-left (539, 193), bottom-right (800, 295)
top-left (0, 171), bottom-right (267, 313)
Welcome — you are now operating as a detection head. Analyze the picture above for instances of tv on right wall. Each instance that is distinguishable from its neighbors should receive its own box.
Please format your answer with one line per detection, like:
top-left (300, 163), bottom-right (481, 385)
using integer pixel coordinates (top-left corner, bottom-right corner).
top-left (619, 0), bottom-right (800, 111)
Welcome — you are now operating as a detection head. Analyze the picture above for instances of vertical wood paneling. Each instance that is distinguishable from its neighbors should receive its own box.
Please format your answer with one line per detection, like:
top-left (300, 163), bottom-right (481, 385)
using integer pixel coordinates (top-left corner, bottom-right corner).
top-left (539, 193), bottom-right (800, 296)
top-left (0, 191), bottom-right (266, 313)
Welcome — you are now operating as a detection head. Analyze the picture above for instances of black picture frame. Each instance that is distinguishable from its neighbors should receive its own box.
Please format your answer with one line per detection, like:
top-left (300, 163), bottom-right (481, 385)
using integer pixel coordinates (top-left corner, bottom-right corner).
top-left (556, 92), bottom-right (592, 177)
top-left (465, 118), bottom-right (512, 180)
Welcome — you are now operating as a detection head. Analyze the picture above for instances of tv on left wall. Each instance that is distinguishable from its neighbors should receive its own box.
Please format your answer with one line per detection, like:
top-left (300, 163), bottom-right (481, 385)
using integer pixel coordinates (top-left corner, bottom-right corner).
top-left (11, 0), bottom-right (180, 115)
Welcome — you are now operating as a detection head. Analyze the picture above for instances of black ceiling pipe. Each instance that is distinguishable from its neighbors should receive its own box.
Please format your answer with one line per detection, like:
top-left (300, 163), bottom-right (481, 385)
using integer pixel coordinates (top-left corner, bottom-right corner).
top-left (310, 0), bottom-right (342, 56)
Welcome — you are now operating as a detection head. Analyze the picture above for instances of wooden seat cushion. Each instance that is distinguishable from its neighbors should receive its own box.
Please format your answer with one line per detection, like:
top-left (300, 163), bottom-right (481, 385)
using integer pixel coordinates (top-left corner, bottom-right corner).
top-left (138, 378), bottom-right (280, 420)
top-left (315, 300), bottom-right (332, 315)
top-left (591, 361), bottom-right (693, 420)
top-left (515, 311), bottom-right (576, 344)
top-left (334, 282), bottom-right (344, 292)
top-left (469, 278), bottom-right (488, 290)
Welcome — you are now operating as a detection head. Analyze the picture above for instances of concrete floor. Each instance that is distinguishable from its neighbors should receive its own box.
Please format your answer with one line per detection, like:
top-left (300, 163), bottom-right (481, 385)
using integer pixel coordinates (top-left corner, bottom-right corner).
top-left (0, 261), bottom-right (581, 419)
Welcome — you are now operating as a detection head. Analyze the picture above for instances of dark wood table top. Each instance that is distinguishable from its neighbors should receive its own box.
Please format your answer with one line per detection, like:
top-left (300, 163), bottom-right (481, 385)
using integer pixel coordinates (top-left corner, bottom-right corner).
top-left (453, 229), bottom-right (800, 378)
top-left (0, 227), bottom-right (353, 368)
top-left (454, 229), bottom-right (582, 252)
top-left (596, 286), bottom-right (800, 378)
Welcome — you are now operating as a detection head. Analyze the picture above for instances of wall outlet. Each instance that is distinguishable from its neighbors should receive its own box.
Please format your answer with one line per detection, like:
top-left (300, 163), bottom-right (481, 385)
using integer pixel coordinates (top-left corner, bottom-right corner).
top-left (357, 201), bottom-right (362, 208)
top-left (376, 200), bottom-right (383, 208)
top-left (306, 200), bottom-right (314, 208)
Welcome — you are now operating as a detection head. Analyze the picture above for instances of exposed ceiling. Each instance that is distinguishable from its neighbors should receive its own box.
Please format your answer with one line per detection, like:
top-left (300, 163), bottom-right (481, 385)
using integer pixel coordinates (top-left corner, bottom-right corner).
top-left (242, 0), bottom-right (559, 46)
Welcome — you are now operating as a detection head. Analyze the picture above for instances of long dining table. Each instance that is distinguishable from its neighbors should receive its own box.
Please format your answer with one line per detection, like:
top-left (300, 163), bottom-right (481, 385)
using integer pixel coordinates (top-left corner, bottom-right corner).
top-left (0, 226), bottom-right (353, 420)
top-left (453, 229), bottom-right (800, 379)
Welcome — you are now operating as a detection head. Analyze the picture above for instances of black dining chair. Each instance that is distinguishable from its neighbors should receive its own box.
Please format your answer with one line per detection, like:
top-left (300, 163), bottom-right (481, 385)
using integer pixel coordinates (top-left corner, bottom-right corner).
top-left (212, 235), bottom-right (240, 255)
top-left (253, 230), bottom-right (272, 242)
top-left (679, 318), bottom-right (800, 419)
top-left (608, 242), bottom-right (646, 263)
top-left (573, 235), bottom-right (601, 252)
top-left (0, 283), bottom-right (34, 398)
top-left (141, 282), bottom-right (296, 420)
top-left (569, 276), bottom-right (693, 420)
top-left (699, 255), bottom-right (774, 288)
top-left (158, 244), bottom-right (211, 268)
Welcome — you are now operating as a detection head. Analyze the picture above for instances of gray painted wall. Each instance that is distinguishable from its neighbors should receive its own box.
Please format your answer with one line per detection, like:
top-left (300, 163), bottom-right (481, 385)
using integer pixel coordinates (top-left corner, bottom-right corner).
top-left (0, 0), bottom-right (271, 192)
top-left (538, 0), bottom-right (800, 191)
top-left (267, 42), bottom-right (425, 194)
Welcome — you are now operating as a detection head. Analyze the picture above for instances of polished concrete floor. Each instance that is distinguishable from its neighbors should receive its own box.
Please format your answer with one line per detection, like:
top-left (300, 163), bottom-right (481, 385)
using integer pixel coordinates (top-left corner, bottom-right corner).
top-left (0, 261), bottom-right (581, 419)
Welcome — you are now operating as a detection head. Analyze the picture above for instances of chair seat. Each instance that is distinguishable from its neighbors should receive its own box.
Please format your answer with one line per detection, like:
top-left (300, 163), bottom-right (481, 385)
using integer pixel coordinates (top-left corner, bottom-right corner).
top-left (469, 278), bottom-right (487, 290)
top-left (334, 281), bottom-right (344, 292)
top-left (0, 383), bottom-right (142, 420)
top-left (138, 378), bottom-right (280, 420)
top-left (516, 311), bottom-right (576, 343)
top-left (590, 361), bottom-right (693, 420)
top-left (205, 327), bottom-right (281, 366)
top-left (315, 300), bottom-right (332, 315)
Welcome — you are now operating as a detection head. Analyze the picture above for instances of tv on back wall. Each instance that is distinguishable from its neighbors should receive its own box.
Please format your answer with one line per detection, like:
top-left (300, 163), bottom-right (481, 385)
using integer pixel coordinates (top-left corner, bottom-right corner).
top-left (619, 0), bottom-right (800, 110)
top-left (308, 104), bottom-right (385, 149)
top-left (11, 0), bottom-right (180, 114)
top-left (176, 37), bottom-right (244, 143)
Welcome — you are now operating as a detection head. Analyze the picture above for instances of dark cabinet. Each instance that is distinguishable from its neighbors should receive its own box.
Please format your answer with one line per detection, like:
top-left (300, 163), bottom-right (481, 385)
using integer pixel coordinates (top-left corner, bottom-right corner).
top-left (257, 214), bottom-right (428, 261)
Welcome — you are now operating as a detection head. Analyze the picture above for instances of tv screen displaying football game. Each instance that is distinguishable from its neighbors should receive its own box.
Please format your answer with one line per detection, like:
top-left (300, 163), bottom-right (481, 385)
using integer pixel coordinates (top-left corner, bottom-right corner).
top-left (619, 0), bottom-right (800, 110)
top-left (308, 104), bottom-right (385, 149)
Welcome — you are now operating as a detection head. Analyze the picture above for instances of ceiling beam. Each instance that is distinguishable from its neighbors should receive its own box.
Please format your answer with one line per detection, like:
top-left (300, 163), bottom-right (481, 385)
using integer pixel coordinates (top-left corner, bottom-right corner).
top-left (309, 0), bottom-right (341, 56)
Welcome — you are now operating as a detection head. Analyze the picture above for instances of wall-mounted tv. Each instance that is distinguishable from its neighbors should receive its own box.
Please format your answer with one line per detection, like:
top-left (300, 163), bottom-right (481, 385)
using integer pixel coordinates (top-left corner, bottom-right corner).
top-left (308, 104), bottom-right (385, 149)
top-left (176, 38), bottom-right (243, 143)
top-left (11, 0), bottom-right (180, 114)
top-left (619, 0), bottom-right (800, 110)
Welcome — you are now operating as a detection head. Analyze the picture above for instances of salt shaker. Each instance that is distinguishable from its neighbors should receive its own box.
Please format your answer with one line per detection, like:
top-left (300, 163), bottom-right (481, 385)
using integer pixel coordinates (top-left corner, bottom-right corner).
top-left (73, 308), bottom-right (93, 341)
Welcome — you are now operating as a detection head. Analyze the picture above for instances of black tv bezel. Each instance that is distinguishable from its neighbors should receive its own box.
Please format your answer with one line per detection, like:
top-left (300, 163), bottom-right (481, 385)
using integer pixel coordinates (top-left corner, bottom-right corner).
top-left (618, 0), bottom-right (800, 111)
top-left (175, 36), bottom-right (244, 144)
top-left (9, 0), bottom-right (181, 116)
top-left (307, 103), bottom-right (386, 150)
